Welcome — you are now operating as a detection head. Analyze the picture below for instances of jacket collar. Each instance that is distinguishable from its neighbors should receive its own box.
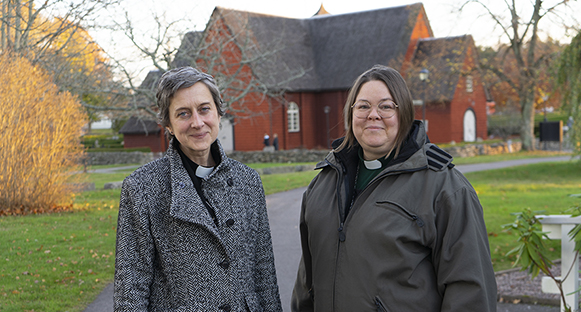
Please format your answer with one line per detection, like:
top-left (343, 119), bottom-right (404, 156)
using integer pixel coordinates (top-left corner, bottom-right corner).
top-left (166, 139), bottom-right (227, 238)
top-left (321, 120), bottom-right (429, 172)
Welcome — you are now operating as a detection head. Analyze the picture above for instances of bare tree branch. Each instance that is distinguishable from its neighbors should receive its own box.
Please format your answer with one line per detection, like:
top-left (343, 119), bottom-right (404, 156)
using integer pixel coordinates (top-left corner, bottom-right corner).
top-left (459, 0), bottom-right (577, 150)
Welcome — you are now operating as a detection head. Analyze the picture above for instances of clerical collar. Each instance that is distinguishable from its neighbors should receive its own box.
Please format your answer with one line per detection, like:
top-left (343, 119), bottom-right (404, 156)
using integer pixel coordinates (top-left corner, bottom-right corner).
top-left (363, 159), bottom-right (381, 170)
top-left (195, 165), bottom-right (214, 178)
top-left (358, 149), bottom-right (393, 170)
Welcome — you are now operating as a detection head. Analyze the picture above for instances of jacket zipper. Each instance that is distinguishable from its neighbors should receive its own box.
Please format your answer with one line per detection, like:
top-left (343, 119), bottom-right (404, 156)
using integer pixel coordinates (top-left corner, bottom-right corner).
top-left (325, 159), bottom-right (345, 312)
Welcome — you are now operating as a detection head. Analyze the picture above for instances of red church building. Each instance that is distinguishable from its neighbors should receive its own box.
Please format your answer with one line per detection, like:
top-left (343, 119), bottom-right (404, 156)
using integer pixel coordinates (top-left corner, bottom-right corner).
top-left (127, 3), bottom-right (488, 152)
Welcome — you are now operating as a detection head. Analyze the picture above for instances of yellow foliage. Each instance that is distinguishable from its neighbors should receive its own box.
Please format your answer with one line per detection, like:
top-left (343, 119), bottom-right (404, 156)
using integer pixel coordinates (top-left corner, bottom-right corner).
top-left (0, 53), bottom-right (87, 214)
top-left (2, 3), bottom-right (107, 77)
top-left (44, 17), bottom-right (108, 74)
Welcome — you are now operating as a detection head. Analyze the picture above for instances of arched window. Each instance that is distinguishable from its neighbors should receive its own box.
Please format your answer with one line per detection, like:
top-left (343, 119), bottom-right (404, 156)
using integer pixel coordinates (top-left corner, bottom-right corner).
top-left (287, 102), bottom-right (300, 132)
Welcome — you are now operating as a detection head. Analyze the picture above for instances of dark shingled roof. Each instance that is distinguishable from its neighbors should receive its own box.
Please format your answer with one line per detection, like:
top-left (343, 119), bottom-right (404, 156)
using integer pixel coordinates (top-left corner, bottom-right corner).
top-left (139, 70), bottom-right (162, 91)
top-left (216, 8), bottom-right (317, 91)
top-left (119, 116), bottom-right (161, 135)
top-left (306, 4), bottom-right (424, 90)
top-left (175, 3), bottom-right (431, 92)
top-left (132, 70), bottom-right (162, 109)
top-left (173, 32), bottom-right (203, 68)
top-left (406, 35), bottom-right (474, 103)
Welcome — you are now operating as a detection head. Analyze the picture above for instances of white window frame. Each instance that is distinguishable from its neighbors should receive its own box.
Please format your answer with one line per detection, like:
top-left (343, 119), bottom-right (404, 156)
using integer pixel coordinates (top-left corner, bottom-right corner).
top-left (466, 75), bottom-right (474, 93)
top-left (287, 102), bottom-right (300, 132)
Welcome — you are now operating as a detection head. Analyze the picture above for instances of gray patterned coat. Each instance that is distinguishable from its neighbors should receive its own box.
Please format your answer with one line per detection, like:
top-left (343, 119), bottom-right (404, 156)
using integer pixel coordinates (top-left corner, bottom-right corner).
top-left (114, 140), bottom-right (282, 311)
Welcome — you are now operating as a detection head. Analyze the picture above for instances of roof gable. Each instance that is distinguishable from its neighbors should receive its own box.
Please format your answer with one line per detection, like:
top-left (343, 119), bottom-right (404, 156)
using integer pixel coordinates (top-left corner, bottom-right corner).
top-left (307, 3), bottom-right (425, 90)
top-left (119, 116), bottom-right (161, 135)
top-left (407, 35), bottom-right (475, 102)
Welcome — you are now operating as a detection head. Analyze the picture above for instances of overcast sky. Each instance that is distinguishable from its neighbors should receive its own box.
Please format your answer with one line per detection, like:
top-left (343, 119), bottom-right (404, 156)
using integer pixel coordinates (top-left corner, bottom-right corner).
top-left (90, 0), bottom-right (580, 82)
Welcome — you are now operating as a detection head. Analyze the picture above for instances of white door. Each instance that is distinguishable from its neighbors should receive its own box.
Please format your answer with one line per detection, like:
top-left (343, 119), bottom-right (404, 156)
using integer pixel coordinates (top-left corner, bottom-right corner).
top-left (463, 109), bottom-right (476, 142)
top-left (219, 118), bottom-right (234, 152)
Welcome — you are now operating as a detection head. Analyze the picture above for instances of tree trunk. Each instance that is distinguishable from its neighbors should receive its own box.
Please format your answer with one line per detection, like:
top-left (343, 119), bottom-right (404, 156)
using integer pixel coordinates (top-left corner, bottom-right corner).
top-left (520, 96), bottom-right (536, 151)
top-left (14, 0), bottom-right (21, 51)
top-left (1, 0), bottom-right (10, 50)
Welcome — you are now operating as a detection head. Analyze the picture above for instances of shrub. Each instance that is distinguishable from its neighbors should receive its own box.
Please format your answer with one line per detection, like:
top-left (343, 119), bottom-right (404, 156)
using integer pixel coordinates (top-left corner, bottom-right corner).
top-left (81, 134), bottom-right (124, 149)
top-left (0, 53), bottom-right (86, 214)
top-left (488, 114), bottom-right (521, 139)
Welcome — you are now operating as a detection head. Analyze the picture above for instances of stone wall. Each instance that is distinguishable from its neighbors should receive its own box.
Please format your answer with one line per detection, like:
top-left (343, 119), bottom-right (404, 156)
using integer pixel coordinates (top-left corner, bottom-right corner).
top-left (86, 141), bottom-right (527, 166)
top-left (443, 141), bottom-right (522, 158)
top-left (85, 151), bottom-right (160, 166)
top-left (226, 149), bottom-right (331, 164)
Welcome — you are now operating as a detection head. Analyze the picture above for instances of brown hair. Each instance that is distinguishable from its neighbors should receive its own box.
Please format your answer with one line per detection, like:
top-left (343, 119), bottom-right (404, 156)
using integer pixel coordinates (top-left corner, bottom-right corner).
top-left (336, 65), bottom-right (415, 158)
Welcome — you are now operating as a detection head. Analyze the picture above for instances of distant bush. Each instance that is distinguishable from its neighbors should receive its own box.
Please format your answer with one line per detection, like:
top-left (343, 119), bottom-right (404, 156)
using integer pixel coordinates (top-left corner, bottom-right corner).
top-left (488, 114), bottom-right (521, 140)
top-left (81, 134), bottom-right (124, 149)
top-left (488, 112), bottom-right (570, 140)
top-left (112, 118), bottom-right (129, 133)
top-left (87, 147), bottom-right (151, 153)
top-left (0, 54), bottom-right (86, 214)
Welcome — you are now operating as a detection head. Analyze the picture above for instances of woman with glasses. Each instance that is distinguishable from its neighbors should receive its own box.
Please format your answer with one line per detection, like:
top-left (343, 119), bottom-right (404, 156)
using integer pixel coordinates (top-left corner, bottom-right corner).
top-left (291, 65), bottom-right (496, 311)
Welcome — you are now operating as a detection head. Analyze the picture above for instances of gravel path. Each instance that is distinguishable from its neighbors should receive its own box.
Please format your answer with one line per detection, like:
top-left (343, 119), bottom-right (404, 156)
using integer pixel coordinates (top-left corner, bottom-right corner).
top-left (496, 258), bottom-right (581, 310)
top-left (497, 266), bottom-right (561, 306)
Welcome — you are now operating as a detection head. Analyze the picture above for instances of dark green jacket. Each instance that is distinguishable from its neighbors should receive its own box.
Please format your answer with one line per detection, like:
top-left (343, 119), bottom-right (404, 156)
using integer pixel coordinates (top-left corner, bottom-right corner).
top-left (292, 122), bottom-right (496, 312)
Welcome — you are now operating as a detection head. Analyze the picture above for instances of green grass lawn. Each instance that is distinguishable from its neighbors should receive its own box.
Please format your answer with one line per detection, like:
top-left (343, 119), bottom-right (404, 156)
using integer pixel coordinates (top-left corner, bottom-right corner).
top-left (466, 160), bottom-right (581, 271)
top-left (452, 150), bottom-right (571, 165)
top-left (1, 152), bottom-right (579, 311)
top-left (0, 191), bottom-right (119, 312)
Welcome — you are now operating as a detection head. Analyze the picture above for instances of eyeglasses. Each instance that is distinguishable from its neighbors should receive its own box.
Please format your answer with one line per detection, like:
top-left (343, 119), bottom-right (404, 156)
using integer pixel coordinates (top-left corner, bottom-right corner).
top-left (351, 100), bottom-right (398, 119)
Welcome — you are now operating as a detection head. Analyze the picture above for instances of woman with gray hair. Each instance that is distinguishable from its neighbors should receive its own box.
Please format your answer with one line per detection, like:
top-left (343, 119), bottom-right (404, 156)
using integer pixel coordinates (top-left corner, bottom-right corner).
top-left (114, 67), bottom-right (282, 311)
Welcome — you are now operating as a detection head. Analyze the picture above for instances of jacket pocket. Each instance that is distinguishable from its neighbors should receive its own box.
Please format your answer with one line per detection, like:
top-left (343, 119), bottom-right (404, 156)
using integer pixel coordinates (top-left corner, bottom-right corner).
top-left (376, 200), bottom-right (425, 227)
top-left (375, 296), bottom-right (390, 312)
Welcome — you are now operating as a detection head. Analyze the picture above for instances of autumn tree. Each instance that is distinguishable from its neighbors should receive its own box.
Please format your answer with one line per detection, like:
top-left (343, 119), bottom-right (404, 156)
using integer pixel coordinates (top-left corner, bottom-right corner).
top-left (557, 31), bottom-right (581, 157)
top-left (0, 53), bottom-right (86, 214)
top-left (460, 0), bottom-right (579, 150)
top-left (479, 38), bottom-right (564, 114)
top-left (0, 0), bottom-right (122, 119)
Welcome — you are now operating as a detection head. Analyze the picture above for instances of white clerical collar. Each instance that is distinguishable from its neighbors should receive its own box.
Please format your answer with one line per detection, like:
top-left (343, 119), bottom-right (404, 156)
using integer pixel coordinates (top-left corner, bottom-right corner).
top-left (363, 159), bottom-right (382, 170)
top-left (195, 166), bottom-right (214, 178)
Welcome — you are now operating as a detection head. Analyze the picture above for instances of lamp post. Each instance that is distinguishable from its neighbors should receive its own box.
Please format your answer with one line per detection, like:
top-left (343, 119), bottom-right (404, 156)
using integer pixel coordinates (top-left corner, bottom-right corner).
top-left (324, 106), bottom-right (331, 148)
top-left (419, 68), bottom-right (429, 127)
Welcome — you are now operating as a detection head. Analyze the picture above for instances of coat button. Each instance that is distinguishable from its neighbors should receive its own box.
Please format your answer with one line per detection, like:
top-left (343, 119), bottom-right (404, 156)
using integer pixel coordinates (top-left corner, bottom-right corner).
top-left (219, 303), bottom-right (231, 311)
top-left (227, 178), bottom-right (234, 186)
top-left (219, 260), bottom-right (230, 269)
top-left (225, 219), bottom-right (235, 227)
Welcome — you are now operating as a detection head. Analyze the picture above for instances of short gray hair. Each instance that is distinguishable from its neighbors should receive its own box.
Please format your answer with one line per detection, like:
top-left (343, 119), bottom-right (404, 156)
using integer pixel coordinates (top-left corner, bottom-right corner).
top-left (156, 67), bottom-right (224, 133)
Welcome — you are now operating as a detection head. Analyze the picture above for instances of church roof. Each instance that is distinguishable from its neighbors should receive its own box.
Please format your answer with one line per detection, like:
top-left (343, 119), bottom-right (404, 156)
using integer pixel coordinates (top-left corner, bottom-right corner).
top-left (175, 3), bottom-right (432, 92)
top-left (406, 35), bottom-right (475, 103)
top-left (119, 116), bottom-right (161, 135)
